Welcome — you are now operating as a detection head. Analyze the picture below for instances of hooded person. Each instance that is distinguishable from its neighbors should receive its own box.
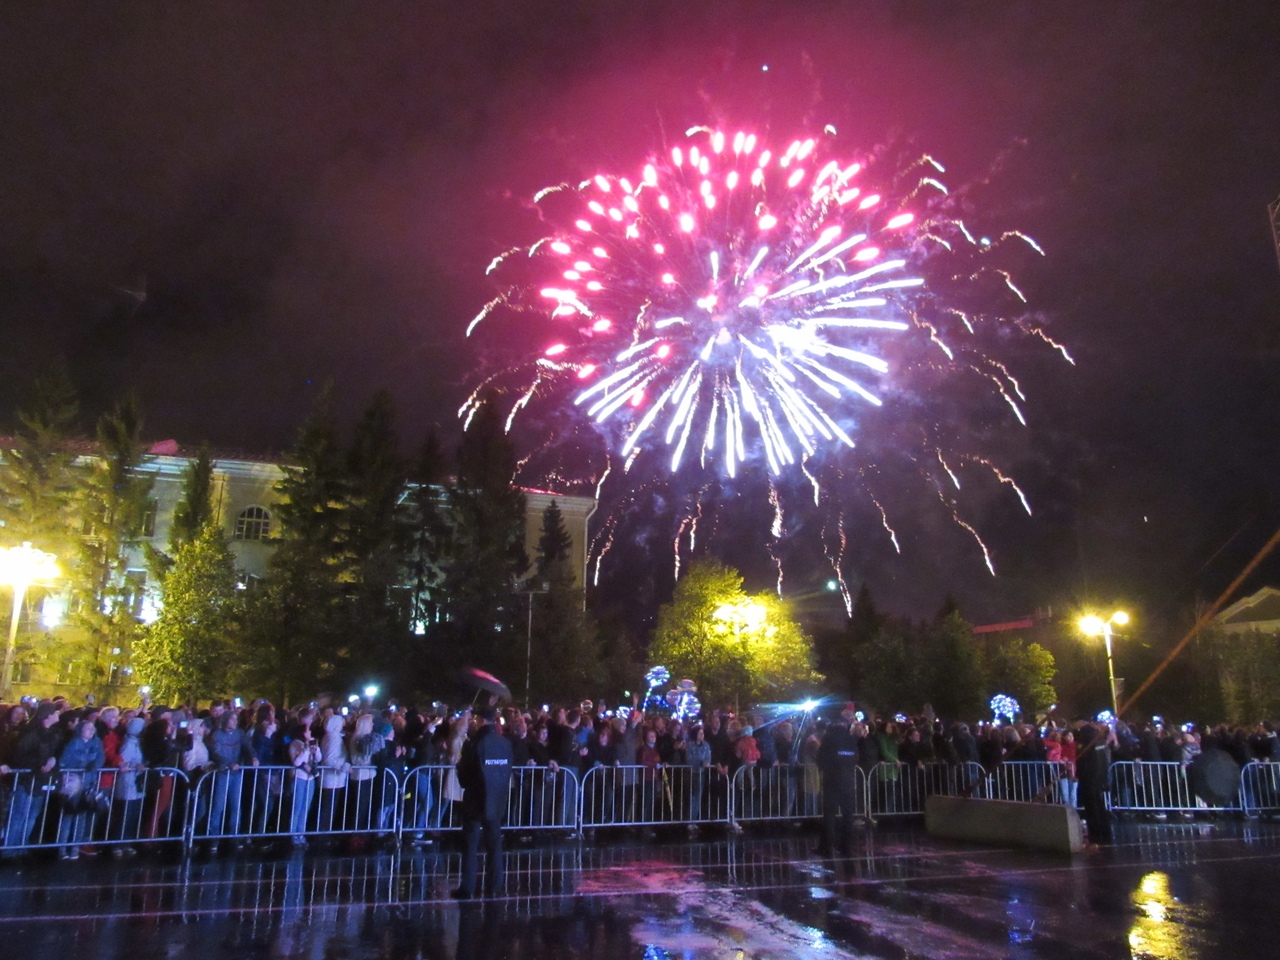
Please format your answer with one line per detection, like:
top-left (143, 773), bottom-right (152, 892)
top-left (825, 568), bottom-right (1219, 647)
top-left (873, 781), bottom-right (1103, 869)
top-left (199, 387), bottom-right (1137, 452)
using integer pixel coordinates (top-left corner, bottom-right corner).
top-left (318, 714), bottom-right (350, 832)
top-left (453, 706), bottom-right (513, 899)
top-left (108, 717), bottom-right (148, 856)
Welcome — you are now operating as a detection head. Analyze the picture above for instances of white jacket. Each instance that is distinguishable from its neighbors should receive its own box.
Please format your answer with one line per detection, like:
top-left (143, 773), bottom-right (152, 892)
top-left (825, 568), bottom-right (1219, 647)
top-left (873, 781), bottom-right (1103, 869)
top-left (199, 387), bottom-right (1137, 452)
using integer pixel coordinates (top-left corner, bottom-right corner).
top-left (320, 715), bottom-right (350, 789)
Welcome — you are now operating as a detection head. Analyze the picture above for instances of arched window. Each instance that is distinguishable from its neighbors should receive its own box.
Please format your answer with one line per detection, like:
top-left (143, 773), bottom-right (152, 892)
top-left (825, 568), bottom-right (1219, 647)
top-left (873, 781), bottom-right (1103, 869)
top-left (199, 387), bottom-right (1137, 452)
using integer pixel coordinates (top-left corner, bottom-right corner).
top-left (234, 506), bottom-right (272, 542)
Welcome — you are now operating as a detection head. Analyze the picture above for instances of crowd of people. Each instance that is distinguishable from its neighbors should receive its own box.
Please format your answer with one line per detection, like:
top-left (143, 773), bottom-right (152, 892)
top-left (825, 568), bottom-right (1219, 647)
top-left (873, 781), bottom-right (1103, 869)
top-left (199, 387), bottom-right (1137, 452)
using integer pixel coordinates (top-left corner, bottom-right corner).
top-left (2, 691), bottom-right (1279, 860)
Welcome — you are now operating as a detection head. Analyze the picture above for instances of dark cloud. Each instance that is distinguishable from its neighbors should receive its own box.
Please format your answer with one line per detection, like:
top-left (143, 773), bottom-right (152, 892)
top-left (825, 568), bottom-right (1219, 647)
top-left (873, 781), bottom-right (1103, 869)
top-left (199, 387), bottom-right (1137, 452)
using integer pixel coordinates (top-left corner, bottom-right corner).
top-left (2, 0), bottom-right (1279, 620)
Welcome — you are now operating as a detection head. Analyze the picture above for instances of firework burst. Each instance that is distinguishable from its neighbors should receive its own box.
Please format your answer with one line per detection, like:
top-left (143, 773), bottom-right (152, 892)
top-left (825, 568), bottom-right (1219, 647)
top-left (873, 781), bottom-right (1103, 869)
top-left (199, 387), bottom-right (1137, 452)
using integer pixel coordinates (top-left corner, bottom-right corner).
top-left (467, 125), bottom-right (1070, 594)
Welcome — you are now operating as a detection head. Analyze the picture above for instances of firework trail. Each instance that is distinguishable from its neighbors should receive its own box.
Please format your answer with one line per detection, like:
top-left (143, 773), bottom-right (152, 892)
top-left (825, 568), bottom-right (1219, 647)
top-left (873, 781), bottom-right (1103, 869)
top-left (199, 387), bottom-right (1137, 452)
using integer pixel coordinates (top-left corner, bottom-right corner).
top-left (468, 124), bottom-right (1067, 585)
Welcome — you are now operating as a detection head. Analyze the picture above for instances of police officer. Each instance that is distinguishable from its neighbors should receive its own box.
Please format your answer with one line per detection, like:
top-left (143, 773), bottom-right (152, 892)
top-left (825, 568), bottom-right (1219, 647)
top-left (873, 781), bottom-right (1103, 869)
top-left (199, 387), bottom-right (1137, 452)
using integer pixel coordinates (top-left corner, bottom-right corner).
top-left (816, 707), bottom-right (862, 857)
top-left (453, 706), bottom-right (514, 899)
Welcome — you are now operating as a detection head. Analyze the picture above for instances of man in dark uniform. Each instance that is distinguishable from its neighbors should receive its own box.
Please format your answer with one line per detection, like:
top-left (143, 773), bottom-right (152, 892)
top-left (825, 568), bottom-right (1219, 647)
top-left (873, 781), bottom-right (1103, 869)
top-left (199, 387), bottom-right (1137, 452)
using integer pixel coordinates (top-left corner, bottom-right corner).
top-left (453, 706), bottom-right (514, 899)
top-left (816, 707), bottom-right (862, 856)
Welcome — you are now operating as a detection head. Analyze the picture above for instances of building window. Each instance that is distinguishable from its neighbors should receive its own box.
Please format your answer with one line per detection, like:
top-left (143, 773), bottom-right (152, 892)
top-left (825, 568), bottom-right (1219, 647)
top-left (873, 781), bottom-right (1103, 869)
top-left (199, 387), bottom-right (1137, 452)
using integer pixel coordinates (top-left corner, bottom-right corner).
top-left (123, 570), bottom-right (148, 619)
top-left (234, 506), bottom-right (272, 542)
top-left (140, 499), bottom-right (157, 538)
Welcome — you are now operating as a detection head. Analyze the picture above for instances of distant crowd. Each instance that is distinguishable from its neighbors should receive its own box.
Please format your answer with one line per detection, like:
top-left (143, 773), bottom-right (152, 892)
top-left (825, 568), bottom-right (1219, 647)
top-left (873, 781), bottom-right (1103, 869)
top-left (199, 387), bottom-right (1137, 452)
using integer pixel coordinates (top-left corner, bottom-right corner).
top-left (3, 692), bottom-right (1279, 859)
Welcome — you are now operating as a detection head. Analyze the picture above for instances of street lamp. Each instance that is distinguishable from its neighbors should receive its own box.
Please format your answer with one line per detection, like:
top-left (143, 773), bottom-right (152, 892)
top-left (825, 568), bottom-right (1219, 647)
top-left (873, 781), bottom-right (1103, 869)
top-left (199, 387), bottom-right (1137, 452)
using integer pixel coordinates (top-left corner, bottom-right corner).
top-left (1080, 610), bottom-right (1129, 717)
top-left (518, 580), bottom-right (550, 709)
top-left (0, 543), bottom-right (60, 700)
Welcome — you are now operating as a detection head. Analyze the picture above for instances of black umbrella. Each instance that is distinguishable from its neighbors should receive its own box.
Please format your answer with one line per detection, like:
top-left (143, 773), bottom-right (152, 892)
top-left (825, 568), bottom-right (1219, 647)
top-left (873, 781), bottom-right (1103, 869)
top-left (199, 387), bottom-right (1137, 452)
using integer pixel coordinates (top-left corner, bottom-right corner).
top-left (457, 667), bottom-right (512, 702)
top-left (1189, 748), bottom-right (1240, 807)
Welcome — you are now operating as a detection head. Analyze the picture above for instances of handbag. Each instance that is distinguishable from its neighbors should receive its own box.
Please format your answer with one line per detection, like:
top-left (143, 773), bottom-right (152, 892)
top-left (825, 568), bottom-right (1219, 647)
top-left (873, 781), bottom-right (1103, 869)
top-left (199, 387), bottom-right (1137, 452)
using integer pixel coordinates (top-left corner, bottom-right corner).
top-left (443, 766), bottom-right (465, 802)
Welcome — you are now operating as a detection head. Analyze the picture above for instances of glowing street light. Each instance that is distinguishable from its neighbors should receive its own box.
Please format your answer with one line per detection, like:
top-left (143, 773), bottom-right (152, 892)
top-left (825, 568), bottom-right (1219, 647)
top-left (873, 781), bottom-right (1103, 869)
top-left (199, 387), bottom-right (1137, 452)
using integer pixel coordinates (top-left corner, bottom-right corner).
top-left (363, 684), bottom-right (379, 700)
top-left (1080, 610), bottom-right (1129, 717)
top-left (0, 543), bottom-right (60, 700)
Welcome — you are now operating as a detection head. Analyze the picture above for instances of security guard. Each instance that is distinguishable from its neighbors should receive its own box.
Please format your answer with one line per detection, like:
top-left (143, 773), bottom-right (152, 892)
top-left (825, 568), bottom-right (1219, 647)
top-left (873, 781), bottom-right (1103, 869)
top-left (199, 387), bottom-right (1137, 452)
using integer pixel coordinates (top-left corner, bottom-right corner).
top-left (453, 706), bottom-right (514, 899)
top-left (816, 708), bottom-right (862, 856)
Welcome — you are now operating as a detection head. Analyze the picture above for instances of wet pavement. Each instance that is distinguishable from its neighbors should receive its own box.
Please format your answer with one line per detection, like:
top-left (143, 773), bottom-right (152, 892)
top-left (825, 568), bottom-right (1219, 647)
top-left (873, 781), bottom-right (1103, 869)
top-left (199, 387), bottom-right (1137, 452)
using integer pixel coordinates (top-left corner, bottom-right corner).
top-left (2, 820), bottom-right (1277, 959)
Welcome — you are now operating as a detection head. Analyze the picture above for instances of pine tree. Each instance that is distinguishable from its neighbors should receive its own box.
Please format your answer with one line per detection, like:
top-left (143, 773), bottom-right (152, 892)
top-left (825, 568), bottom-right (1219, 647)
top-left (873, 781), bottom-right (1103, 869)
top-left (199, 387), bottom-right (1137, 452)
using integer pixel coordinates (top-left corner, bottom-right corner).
top-left (133, 520), bottom-right (239, 705)
top-left (923, 610), bottom-right (986, 719)
top-left (527, 500), bottom-right (602, 705)
top-left (239, 392), bottom-right (348, 704)
top-left (0, 364), bottom-right (80, 553)
top-left (148, 446), bottom-right (215, 584)
top-left (340, 391), bottom-right (409, 687)
top-left (68, 398), bottom-right (155, 699)
top-left (436, 402), bottom-right (528, 679)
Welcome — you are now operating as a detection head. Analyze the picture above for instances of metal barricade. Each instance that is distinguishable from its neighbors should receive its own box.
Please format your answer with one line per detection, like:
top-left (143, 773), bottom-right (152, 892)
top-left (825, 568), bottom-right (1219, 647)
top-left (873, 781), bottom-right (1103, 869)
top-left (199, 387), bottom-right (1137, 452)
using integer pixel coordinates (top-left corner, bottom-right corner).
top-left (186, 764), bottom-right (401, 848)
top-left (867, 762), bottom-right (985, 819)
top-left (507, 765), bottom-right (579, 833)
top-left (400, 764), bottom-right (462, 838)
top-left (1107, 760), bottom-right (1237, 815)
top-left (730, 762), bottom-right (835, 824)
top-left (1, 766), bottom-right (189, 856)
top-left (985, 761), bottom-right (1069, 804)
top-left (1241, 761), bottom-right (1280, 818)
top-left (400, 764), bottom-right (579, 837)
top-left (579, 764), bottom-right (729, 829)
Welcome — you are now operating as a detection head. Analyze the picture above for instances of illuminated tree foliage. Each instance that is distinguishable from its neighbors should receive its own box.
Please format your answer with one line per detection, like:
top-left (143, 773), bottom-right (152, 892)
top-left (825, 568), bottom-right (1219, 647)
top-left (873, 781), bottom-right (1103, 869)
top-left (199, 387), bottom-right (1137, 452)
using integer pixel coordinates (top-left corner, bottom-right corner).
top-left (649, 559), bottom-right (822, 708)
top-left (984, 636), bottom-right (1058, 714)
top-left (134, 521), bottom-right (239, 705)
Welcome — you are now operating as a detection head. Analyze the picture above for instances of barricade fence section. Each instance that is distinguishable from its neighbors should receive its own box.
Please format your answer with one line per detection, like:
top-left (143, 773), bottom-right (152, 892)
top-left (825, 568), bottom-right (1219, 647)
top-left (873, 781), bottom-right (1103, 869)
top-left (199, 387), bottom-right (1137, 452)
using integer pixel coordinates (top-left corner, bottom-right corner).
top-left (1, 767), bottom-right (188, 855)
top-left (867, 761), bottom-right (986, 819)
top-left (1107, 760), bottom-right (1237, 815)
top-left (985, 761), bottom-right (1070, 805)
top-left (186, 765), bottom-right (401, 848)
top-left (1241, 762), bottom-right (1280, 818)
top-left (5, 758), bottom-right (1279, 859)
top-left (579, 764), bottom-right (729, 829)
top-left (729, 762), bottom-right (826, 825)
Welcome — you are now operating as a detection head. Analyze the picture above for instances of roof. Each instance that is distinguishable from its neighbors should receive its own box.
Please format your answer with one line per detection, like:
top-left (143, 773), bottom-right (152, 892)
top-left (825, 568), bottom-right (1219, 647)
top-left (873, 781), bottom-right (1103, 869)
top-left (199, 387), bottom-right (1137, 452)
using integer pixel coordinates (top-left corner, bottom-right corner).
top-left (1214, 587), bottom-right (1280, 631)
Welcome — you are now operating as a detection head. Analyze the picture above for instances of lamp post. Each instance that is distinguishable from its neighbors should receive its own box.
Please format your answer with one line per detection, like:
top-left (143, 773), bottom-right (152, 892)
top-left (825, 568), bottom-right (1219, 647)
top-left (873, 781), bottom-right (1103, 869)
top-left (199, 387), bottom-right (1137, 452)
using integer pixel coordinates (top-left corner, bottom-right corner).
top-left (519, 580), bottom-right (550, 709)
top-left (0, 543), bottom-right (60, 701)
top-left (1080, 610), bottom-right (1129, 717)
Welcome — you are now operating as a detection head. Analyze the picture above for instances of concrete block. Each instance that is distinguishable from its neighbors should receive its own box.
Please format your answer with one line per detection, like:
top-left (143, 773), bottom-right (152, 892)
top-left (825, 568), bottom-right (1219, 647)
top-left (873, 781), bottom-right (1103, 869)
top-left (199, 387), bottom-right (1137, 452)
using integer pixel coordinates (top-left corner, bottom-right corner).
top-left (924, 795), bottom-right (1084, 854)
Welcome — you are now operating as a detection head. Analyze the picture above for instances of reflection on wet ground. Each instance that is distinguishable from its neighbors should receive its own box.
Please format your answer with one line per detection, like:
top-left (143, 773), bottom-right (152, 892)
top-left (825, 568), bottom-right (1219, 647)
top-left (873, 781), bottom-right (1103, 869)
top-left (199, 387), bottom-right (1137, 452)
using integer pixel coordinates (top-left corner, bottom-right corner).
top-left (3, 820), bottom-right (1279, 959)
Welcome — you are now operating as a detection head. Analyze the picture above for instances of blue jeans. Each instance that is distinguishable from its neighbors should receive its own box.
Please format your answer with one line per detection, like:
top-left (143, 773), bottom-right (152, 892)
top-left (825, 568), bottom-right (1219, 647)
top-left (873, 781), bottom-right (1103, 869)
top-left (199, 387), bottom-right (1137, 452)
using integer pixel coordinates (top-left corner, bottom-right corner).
top-left (4, 784), bottom-right (46, 851)
top-left (289, 777), bottom-right (315, 836)
top-left (207, 769), bottom-right (244, 837)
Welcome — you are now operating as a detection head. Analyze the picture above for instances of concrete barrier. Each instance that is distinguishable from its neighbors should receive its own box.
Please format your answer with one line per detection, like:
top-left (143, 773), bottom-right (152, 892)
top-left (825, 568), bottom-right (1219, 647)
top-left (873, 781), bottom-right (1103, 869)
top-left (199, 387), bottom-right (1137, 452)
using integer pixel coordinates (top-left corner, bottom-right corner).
top-left (924, 795), bottom-right (1084, 854)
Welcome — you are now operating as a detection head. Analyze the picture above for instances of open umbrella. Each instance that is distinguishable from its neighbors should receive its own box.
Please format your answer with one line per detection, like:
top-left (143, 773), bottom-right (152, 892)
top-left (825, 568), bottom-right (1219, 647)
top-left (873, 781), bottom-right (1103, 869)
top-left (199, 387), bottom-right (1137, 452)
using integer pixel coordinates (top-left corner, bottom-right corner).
top-left (1189, 748), bottom-right (1240, 807)
top-left (457, 667), bottom-right (511, 702)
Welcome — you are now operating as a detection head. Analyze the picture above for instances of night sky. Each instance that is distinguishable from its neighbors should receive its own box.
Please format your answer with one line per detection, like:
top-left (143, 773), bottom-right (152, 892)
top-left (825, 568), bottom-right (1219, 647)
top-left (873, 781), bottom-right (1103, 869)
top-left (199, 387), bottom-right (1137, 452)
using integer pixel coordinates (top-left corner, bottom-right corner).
top-left (2, 2), bottom-right (1279, 633)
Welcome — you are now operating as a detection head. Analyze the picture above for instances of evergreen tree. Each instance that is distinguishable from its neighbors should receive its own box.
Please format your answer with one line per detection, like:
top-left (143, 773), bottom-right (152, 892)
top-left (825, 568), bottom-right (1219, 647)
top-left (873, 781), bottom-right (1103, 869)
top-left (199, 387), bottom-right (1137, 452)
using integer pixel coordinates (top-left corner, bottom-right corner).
top-left (0, 364), bottom-right (80, 553)
top-left (148, 446), bottom-right (216, 584)
top-left (855, 616), bottom-right (921, 714)
top-left (340, 391), bottom-right (409, 686)
top-left (0, 367), bottom-right (81, 685)
top-left (133, 520), bottom-right (239, 705)
top-left (436, 402), bottom-right (528, 679)
top-left (68, 398), bottom-right (155, 699)
top-left (240, 393), bottom-right (348, 703)
top-left (527, 500), bottom-right (602, 705)
top-left (170, 447), bottom-right (215, 553)
top-left (922, 611), bottom-right (986, 719)
top-left (403, 431), bottom-right (448, 646)
top-left (832, 583), bottom-right (881, 691)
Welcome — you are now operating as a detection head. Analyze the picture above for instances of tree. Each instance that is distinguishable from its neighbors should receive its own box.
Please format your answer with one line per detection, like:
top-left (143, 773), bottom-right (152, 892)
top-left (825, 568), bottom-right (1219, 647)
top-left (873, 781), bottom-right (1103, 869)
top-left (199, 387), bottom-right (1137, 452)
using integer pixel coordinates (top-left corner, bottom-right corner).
top-left (239, 393), bottom-right (348, 704)
top-left (0, 364), bottom-right (80, 553)
top-left (148, 446), bottom-right (216, 584)
top-left (435, 402), bottom-right (528, 678)
top-left (649, 560), bottom-right (822, 709)
top-left (527, 500), bottom-right (602, 704)
top-left (855, 616), bottom-right (922, 714)
top-left (133, 521), bottom-right (239, 705)
top-left (68, 398), bottom-right (154, 699)
top-left (984, 637), bottom-right (1059, 714)
top-left (922, 611), bottom-right (986, 720)
top-left (339, 391), bottom-right (410, 687)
